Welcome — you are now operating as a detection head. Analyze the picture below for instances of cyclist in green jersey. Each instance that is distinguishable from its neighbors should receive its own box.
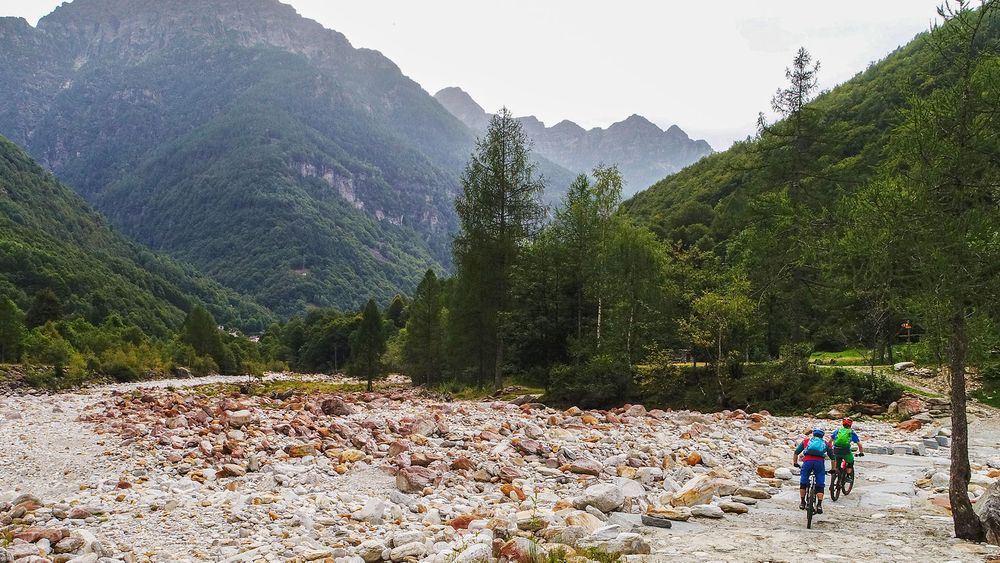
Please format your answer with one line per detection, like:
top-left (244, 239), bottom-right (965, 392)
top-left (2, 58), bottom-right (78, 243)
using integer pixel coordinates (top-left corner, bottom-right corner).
top-left (831, 418), bottom-right (864, 480)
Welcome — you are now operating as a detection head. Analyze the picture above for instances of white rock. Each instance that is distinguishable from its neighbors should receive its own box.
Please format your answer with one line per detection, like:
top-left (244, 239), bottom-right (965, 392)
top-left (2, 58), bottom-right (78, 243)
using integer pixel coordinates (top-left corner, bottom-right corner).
top-left (691, 504), bottom-right (725, 518)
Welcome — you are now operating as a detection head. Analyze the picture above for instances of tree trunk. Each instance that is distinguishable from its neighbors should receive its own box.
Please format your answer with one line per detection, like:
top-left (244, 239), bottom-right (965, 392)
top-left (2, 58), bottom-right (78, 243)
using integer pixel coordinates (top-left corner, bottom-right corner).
top-left (949, 312), bottom-right (985, 541)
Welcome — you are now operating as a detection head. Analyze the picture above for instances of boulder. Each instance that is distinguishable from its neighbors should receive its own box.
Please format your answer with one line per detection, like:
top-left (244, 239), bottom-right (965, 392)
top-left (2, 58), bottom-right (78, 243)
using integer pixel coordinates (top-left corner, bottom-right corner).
top-left (396, 466), bottom-right (440, 493)
top-left (358, 540), bottom-right (385, 563)
top-left (321, 398), bottom-right (356, 416)
top-left (896, 398), bottom-right (925, 416)
top-left (691, 504), bottom-right (725, 518)
top-left (977, 480), bottom-right (1000, 545)
top-left (853, 403), bottom-right (886, 415)
top-left (352, 498), bottom-right (385, 523)
top-left (756, 465), bottom-right (776, 478)
top-left (774, 467), bottom-right (793, 480)
top-left (568, 458), bottom-right (603, 476)
top-left (733, 487), bottom-right (771, 500)
top-left (453, 543), bottom-right (492, 563)
top-left (226, 410), bottom-right (252, 428)
top-left (499, 538), bottom-right (543, 562)
top-left (564, 510), bottom-right (605, 533)
top-left (574, 483), bottom-right (625, 513)
top-left (671, 475), bottom-right (738, 507)
top-left (389, 542), bottom-right (426, 561)
top-left (640, 514), bottom-right (672, 528)
top-left (719, 501), bottom-right (749, 514)
top-left (624, 404), bottom-right (647, 417)
top-left (646, 506), bottom-right (691, 521)
top-left (897, 419), bottom-right (923, 432)
top-left (893, 361), bottom-right (916, 371)
top-left (14, 528), bottom-right (69, 543)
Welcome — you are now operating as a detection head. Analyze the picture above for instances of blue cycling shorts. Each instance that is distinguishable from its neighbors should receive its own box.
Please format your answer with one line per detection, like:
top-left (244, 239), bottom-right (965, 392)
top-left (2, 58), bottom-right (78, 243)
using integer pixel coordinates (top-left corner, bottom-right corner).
top-left (800, 459), bottom-right (826, 488)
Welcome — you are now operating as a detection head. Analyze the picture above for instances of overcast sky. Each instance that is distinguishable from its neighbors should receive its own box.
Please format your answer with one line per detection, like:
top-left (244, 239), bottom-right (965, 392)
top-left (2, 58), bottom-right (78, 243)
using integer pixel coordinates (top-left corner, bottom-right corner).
top-left (1, 0), bottom-right (943, 149)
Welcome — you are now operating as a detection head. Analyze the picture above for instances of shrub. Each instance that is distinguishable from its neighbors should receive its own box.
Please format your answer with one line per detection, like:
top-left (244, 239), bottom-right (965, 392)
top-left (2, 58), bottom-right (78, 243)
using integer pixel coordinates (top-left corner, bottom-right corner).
top-left (546, 355), bottom-right (633, 409)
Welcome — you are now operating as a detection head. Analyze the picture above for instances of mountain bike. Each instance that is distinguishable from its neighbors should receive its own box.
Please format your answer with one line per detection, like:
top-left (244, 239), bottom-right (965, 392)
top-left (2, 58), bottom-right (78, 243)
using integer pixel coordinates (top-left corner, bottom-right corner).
top-left (795, 462), bottom-right (819, 528)
top-left (829, 458), bottom-right (854, 501)
top-left (805, 471), bottom-right (818, 528)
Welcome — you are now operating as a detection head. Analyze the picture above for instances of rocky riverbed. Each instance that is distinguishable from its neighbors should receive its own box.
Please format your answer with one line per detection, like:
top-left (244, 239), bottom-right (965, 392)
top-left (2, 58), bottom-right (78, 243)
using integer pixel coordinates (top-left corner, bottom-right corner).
top-left (1, 374), bottom-right (999, 562)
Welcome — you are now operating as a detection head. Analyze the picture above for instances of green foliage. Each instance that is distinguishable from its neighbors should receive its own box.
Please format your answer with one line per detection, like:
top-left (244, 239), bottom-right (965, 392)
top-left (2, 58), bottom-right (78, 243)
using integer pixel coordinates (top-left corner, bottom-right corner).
top-left (451, 108), bottom-right (546, 387)
top-left (0, 135), bottom-right (272, 334)
top-left (546, 355), bottom-right (634, 409)
top-left (402, 270), bottom-right (445, 384)
top-left (0, 298), bottom-right (24, 363)
top-left (349, 299), bottom-right (387, 391)
top-left (25, 289), bottom-right (63, 328)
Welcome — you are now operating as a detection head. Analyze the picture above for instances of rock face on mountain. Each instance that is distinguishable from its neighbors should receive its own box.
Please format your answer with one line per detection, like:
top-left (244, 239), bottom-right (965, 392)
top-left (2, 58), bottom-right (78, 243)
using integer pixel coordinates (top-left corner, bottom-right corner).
top-left (435, 87), bottom-right (713, 195)
top-left (0, 0), bottom-right (483, 315)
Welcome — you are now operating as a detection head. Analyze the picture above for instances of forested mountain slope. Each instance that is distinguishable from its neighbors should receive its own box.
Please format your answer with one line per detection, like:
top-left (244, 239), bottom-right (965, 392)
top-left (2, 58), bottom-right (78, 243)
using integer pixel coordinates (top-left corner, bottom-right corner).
top-left (0, 0), bottom-right (487, 315)
top-left (0, 135), bottom-right (272, 334)
top-left (622, 30), bottom-right (937, 246)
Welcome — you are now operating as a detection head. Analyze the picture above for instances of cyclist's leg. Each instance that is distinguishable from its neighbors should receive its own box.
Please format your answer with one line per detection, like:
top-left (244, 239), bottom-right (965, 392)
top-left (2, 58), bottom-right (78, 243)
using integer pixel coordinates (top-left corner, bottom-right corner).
top-left (799, 462), bottom-right (810, 505)
top-left (814, 460), bottom-right (826, 501)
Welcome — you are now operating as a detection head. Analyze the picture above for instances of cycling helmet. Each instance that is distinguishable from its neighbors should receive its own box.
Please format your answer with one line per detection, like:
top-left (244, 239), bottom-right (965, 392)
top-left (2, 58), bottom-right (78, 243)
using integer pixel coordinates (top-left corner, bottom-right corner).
top-left (842, 418), bottom-right (853, 427)
top-left (812, 427), bottom-right (825, 437)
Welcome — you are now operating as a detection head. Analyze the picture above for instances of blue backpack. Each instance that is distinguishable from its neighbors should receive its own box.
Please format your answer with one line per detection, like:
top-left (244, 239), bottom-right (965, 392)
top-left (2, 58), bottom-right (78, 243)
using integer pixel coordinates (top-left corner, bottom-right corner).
top-left (802, 437), bottom-right (827, 457)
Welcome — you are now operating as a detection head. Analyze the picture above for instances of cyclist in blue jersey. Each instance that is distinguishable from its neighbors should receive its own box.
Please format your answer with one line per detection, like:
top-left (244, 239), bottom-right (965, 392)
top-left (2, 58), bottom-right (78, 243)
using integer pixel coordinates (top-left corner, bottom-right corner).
top-left (793, 427), bottom-right (835, 513)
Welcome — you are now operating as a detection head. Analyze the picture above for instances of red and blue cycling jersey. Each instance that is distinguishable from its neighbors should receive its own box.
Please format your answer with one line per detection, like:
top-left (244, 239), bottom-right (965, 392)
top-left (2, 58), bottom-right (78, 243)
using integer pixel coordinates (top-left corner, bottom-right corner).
top-left (795, 438), bottom-right (835, 461)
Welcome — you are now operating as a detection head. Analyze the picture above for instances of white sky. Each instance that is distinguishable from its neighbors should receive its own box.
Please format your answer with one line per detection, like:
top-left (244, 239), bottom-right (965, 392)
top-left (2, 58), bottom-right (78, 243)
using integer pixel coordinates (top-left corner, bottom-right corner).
top-left (1, 0), bottom-right (943, 149)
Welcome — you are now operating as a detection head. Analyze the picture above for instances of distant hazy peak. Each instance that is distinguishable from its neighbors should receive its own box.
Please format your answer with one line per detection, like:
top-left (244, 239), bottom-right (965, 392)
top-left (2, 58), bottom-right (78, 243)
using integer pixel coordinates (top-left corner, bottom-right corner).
top-left (433, 85), bottom-right (714, 194)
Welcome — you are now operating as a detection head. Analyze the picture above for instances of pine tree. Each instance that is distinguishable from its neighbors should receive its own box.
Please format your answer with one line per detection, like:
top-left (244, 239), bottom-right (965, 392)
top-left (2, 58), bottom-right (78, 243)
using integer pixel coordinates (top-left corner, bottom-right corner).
top-left (385, 295), bottom-right (408, 329)
top-left (180, 305), bottom-right (228, 372)
top-left (350, 299), bottom-right (386, 392)
top-left (452, 107), bottom-right (545, 387)
top-left (403, 270), bottom-right (444, 385)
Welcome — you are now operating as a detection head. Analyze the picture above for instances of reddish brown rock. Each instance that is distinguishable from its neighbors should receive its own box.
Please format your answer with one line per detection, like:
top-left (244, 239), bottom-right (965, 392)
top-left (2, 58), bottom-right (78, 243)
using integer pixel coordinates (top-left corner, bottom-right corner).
top-left (388, 441), bottom-right (409, 457)
top-left (286, 443), bottom-right (317, 457)
top-left (756, 465), bottom-right (776, 478)
top-left (14, 528), bottom-right (69, 543)
top-left (321, 398), bottom-right (356, 416)
top-left (396, 466), bottom-right (440, 493)
top-left (447, 514), bottom-right (478, 529)
top-left (450, 456), bottom-right (476, 470)
top-left (499, 465), bottom-right (525, 482)
top-left (568, 458), bottom-right (603, 476)
top-left (896, 419), bottom-right (922, 432)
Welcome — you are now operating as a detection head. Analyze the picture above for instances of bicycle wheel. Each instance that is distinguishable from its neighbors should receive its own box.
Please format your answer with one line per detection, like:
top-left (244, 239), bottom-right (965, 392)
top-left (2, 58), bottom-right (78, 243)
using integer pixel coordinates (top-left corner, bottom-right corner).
top-left (829, 469), bottom-right (840, 501)
top-left (842, 468), bottom-right (855, 496)
top-left (806, 480), bottom-right (816, 529)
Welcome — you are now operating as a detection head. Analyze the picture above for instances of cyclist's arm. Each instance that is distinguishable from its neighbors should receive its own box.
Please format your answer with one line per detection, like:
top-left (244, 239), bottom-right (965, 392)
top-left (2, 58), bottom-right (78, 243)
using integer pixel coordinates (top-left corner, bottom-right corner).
top-left (852, 431), bottom-right (864, 455)
top-left (793, 442), bottom-right (804, 466)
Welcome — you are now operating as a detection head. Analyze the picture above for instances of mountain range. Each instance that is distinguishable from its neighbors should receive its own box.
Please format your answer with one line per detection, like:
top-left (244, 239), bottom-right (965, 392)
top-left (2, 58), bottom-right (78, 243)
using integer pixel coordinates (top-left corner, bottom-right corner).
top-left (434, 86), bottom-right (713, 195)
top-left (0, 0), bottom-right (481, 316)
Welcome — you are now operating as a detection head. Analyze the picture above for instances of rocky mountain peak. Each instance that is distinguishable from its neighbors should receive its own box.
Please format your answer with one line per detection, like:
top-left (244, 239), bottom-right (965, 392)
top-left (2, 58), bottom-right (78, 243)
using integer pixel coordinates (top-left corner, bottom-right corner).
top-left (35, 0), bottom-right (355, 63)
top-left (434, 86), bottom-right (713, 194)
